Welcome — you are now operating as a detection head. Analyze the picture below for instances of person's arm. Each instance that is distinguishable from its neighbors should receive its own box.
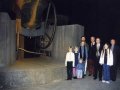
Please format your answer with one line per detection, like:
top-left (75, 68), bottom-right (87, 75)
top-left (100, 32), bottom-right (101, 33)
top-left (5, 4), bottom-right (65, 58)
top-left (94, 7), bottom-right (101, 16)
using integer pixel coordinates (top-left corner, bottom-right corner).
top-left (85, 46), bottom-right (88, 60)
top-left (99, 50), bottom-right (104, 65)
top-left (72, 53), bottom-right (75, 67)
top-left (78, 53), bottom-right (80, 61)
top-left (79, 47), bottom-right (81, 59)
top-left (110, 50), bottom-right (113, 66)
top-left (117, 46), bottom-right (120, 68)
top-left (82, 64), bottom-right (84, 71)
top-left (65, 53), bottom-right (68, 67)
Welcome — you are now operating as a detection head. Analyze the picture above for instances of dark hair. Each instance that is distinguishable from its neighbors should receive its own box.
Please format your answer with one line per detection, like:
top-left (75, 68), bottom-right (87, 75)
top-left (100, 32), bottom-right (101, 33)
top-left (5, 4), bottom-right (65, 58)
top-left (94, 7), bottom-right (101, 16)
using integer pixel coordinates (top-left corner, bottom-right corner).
top-left (104, 42), bottom-right (110, 48)
top-left (81, 36), bottom-right (86, 38)
top-left (111, 38), bottom-right (116, 42)
top-left (96, 37), bottom-right (100, 40)
top-left (69, 46), bottom-right (72, 48)
top-left (102, 43), bottom-right (110, 55)
top-left (90, 36), bottom-right (95, 39)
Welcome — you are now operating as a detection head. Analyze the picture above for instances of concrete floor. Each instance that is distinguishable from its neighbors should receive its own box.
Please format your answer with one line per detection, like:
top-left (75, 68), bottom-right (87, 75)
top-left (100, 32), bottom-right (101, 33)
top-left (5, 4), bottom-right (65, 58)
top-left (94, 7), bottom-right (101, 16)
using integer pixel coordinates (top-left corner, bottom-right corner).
top-left (7, 70), bottom-right (120, 90)
top-left (0, 57), bottom-right (66, 89)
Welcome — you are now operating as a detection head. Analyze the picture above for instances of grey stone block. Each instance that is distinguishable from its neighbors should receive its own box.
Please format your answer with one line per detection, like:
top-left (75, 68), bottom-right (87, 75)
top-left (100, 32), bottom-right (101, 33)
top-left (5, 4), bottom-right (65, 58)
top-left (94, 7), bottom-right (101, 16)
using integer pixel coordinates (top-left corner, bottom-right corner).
top-left (46, 24), bottom-right (84, 61)
top-left (0, 13), bottom-right (16, 66)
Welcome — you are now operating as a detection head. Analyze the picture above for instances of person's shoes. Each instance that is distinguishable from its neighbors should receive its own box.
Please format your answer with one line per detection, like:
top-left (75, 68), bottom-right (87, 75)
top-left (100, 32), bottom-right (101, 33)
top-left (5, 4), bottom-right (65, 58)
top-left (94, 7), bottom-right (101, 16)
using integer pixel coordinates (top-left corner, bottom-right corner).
top-left (84, 74), bottom-right (86, 76)
top-left (73, 77), bottom-right (77, 79)
top-left (99, 79), bottom-right (102, 81)
top-left (66, 78), bottom-right (71, 80)
top-left (106, 81), bottom-right (110, 84)
top-left (112, 80), bottom-right (116, 82)
top-left (93, 77), bottom-right (97, 80)
top-left (102, 80), bottom-right (106, 83)
top-left (88, 74), bottom-right (91, 76)
top-left (82, 75), bottom-right (85, 78)
top-left (66, 78), bottom-right (69, 80)
top-left (66, 78), bottom-right (72, 80)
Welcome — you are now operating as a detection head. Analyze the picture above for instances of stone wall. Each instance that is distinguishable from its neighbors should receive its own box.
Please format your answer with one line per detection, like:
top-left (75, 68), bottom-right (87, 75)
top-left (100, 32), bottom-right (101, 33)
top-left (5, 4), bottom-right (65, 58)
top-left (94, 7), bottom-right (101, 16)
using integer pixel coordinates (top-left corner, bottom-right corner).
top-left (46, 24), bottom-right (84, 60)
top-left (0, 13), bottom-right (16, 66)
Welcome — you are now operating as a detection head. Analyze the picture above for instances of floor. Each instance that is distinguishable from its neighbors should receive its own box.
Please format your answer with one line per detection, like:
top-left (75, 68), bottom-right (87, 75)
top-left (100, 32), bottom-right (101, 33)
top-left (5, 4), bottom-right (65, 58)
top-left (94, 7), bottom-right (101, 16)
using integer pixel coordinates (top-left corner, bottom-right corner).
top-left (7, 70), bottom-right (120, 90)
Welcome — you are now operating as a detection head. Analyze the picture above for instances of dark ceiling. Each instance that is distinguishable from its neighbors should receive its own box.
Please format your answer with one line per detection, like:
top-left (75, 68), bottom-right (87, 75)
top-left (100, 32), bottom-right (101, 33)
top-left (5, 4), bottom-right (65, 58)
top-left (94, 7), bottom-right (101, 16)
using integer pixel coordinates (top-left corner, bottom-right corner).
top-left (53, 0), bottom-right (120, 42)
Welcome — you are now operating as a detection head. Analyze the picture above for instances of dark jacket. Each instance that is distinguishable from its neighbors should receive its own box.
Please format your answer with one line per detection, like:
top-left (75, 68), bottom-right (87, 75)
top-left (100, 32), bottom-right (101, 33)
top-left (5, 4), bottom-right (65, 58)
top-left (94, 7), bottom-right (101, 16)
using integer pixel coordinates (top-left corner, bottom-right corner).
top-left (111, 45), bottom-right (120, 67)
top-left (95, 44), bottom-right (103, 60)
top-left (88, 44), bottom-right (96, 60)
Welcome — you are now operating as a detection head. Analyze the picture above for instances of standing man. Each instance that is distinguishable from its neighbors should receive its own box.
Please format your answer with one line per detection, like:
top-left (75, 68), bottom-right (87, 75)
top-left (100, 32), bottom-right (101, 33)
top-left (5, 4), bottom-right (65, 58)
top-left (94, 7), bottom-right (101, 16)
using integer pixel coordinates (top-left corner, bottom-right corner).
top-left (79, 41), bottom-right (88, 77)
top-left (88, 36), bottom-right (96, 76)
top-left (93, 38), bottom-right (103, 81)
top-left (80, 36), bottom-right (89, 76)
top-left (81, 36), bottom-right (89, 49)
top-left (110, 39), bottom-right (120, 81)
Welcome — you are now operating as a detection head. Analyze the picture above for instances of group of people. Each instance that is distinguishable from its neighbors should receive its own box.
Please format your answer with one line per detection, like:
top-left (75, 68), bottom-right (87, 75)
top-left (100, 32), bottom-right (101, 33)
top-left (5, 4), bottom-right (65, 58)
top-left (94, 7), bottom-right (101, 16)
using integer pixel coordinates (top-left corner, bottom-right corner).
top-left (65, 36), bottom-right (120, 84)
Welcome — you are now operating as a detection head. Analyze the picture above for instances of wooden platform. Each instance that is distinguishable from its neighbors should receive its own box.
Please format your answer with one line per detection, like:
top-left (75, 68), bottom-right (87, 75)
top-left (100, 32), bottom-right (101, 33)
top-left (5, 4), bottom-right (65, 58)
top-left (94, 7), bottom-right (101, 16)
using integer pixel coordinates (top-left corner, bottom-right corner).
top-left (0, 57), bottom-right (66, 89)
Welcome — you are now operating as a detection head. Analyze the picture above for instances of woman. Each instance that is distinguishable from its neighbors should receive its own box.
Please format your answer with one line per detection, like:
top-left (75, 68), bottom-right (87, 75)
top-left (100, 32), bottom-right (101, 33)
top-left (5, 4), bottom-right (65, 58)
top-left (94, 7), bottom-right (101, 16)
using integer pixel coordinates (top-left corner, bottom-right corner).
top-left (99, 43), bottom-right (113, 84)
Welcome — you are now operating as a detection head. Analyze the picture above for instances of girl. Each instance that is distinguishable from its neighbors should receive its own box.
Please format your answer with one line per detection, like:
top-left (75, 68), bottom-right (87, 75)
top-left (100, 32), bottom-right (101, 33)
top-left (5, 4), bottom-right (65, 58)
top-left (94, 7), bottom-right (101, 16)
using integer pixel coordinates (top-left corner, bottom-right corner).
top-left (73, 46), bottom-right (80, 79)
top-left (99, 43), bottom-right (113, 84)
top-left (65, 46), bottom-right (75, 80)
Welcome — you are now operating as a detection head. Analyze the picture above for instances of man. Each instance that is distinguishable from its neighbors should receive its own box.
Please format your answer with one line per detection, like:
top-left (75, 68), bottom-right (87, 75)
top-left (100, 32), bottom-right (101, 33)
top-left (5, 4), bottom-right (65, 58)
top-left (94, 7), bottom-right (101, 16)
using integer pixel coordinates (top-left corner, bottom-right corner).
top-left (79, 41), bottom-right (88, 77)
top-left (93, 38), bottom-right (103, 81)
top-left (88, 36), bottom-right (96, 76)
top-left (80, 36), bottom-right (89, 77)
top-left (110, 39), bottom-right (120, 81)
top-left (81, 36), bottom-right (89, 49)
top-left (81, 36), bottom-right (86, 42)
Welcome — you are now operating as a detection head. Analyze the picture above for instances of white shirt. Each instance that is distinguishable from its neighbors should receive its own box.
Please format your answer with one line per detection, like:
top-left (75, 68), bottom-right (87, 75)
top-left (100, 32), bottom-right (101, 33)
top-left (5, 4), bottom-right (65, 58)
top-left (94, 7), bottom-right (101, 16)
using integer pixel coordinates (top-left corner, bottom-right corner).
top-left (96, 43), bottom-right (100, 50)
top-left (65, 52), bottom-right (75, 67)
top-left (99, 49), bottom-right (113, 66)
top-left (111, 45), bottom-right (114, 52)
top-left (96, 43), bottom-right (100, 56)
top-left (91, 42), bottom-right (95, 46)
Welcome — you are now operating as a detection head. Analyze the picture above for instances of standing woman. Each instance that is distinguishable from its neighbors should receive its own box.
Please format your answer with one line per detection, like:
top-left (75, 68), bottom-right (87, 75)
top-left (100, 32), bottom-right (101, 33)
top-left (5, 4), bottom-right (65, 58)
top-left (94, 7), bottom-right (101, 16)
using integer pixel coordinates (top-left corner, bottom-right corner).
top-left (99, 43), bottom-right (113, 84)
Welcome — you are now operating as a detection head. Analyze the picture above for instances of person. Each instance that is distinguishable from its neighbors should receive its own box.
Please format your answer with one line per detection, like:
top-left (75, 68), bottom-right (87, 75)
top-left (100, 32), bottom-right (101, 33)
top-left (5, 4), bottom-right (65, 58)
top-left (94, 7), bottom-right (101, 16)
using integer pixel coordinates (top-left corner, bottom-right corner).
top-left (65, 46), bottom-right (75, 80)
top-left (76, 60), bottom-right (84, 79)
top-left (93, 38), bottom-right (103, 81)
top-left (79, 41), bottom-right (88, 77)
top-left (81, 36), bottom-right (86, 42)
top-left (88, 36), bottom-right (96, 76)
top-left (99, 43), bottom-right (113, 84)
top-left (73, 46), bottom-right (80, 79)
top-left (110, 39), bottom-right (120, 81)
top-left (81, 36), bottom-right (89, 49)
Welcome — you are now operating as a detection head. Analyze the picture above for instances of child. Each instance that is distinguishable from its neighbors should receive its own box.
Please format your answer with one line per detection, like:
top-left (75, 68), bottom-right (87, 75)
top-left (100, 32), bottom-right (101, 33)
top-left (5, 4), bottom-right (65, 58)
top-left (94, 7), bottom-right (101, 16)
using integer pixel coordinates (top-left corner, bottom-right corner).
top-left (99, 43), bottom-right (113, 84)
top-left (76, 59), bottom-right (84, 79)
top-left (65, 46), bottom-right (75, 80)
top-left (73, 46), bottom-right (80, 79)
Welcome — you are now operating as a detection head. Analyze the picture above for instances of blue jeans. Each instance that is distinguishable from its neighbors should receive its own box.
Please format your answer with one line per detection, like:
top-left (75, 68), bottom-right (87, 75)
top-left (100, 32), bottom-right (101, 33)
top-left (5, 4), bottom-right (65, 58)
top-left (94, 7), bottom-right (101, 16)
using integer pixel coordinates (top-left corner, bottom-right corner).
top-left (103, 64), bottom-right (110, 81)
top-left (77, 70), bottom-right (83, 78)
